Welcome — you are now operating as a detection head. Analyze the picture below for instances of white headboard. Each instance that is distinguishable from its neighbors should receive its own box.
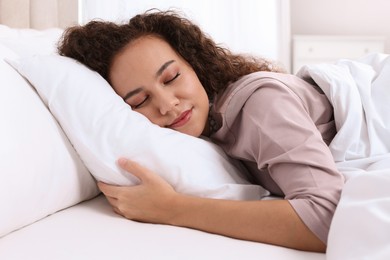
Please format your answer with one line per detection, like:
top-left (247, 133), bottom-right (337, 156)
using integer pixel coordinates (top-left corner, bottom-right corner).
top-left (0, 0), bottom-right (78, 29)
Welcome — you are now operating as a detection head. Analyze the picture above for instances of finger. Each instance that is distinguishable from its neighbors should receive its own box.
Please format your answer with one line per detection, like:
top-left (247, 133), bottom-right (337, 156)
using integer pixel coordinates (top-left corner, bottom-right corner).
top-left (97, 181), bottom-right (123, 198)
top-left (104, 197), bottom-right (122, 217)
top-left (112, 206), bottom-right (123, 216)
top-left (105, 195), bottom-right (118, 207)
top-left (117, 158), bottom-right (155, 183)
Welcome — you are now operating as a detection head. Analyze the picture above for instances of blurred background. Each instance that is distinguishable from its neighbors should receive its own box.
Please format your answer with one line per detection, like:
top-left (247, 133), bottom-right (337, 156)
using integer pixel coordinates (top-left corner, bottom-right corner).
top-left (1, 0), bottom-right (389, 73)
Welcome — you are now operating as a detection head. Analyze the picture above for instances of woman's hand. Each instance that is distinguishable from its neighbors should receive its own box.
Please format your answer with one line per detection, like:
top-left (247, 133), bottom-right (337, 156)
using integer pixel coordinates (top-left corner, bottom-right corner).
top-left (98, 158), bottom-right (179, 224)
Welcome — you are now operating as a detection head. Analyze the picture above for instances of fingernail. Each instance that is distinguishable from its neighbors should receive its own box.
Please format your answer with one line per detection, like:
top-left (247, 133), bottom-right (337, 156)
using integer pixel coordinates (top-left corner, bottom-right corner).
top-left (117, 158), bottom-right (128, 166)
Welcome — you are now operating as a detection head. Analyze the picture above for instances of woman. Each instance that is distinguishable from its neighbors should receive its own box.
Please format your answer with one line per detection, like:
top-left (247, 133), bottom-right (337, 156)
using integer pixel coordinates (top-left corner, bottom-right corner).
top-left (58, 10), bottom-right (344, 252)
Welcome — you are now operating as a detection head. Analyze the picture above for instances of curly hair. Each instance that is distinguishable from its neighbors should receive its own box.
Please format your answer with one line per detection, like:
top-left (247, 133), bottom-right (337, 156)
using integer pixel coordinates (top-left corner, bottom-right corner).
top-left (57, 10), bottom-right (284, 97)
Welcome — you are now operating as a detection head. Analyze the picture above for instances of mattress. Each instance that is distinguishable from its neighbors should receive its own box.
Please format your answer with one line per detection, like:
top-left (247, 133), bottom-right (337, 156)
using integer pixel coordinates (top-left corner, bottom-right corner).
top-left (0, 195), bottom-right (325, 260)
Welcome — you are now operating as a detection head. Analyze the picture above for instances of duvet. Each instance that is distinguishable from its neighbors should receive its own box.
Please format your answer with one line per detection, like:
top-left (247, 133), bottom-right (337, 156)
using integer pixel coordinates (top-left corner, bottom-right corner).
top-left (298, 53), bottom-right (390, 260)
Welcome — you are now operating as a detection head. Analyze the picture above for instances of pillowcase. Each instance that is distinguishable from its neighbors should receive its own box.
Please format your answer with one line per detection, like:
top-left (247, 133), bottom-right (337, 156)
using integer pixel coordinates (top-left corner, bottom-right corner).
top-left (10, 54), bottom-right (269, 200)
top-left (0, 24), bottom-right (63, 57)
top-left (0, 44), bottom-right (99, 238)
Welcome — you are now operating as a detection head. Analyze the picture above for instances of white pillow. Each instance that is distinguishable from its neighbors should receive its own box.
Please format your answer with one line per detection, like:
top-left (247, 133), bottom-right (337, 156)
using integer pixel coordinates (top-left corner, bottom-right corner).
top-left (0, 45), bottom-right (99, 237)
top-left (10, 54), bottom-right (268, 200)
top-left (0, 24), bottom-right (62, 57)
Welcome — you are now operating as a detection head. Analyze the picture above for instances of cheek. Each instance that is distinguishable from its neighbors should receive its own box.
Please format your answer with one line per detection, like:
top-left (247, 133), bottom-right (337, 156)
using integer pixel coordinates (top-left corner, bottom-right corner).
top-left (136, 109), bottom-right (164, 127)
top-left (196, 85), bottom-right (209, 109)
top-left (185, 74), bottom-right (207, 99)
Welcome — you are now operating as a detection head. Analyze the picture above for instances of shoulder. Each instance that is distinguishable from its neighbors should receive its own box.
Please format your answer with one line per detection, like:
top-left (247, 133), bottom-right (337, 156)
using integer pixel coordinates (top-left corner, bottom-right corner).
top-left (216, 72), bottom-right (313, 105)
top-left (213, 72), bottom-right (312, 118)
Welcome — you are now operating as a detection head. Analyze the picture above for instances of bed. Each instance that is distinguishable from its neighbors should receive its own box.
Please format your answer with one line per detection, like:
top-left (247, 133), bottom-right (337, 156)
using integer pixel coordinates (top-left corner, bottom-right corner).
top-left (0, 24), bottom-right (325, 260)
top-left (1, 4), bottom-right (390, 260)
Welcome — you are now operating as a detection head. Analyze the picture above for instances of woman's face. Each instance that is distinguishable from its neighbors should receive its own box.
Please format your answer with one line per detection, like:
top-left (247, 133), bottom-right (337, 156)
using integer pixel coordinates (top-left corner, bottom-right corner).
top-left (109, 35), bottom-right (209, 137)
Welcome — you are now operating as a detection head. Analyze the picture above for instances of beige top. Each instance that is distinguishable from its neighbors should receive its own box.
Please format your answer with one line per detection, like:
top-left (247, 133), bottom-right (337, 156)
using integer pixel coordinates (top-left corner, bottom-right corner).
top-left (210, 71), bottom-right (344, 244)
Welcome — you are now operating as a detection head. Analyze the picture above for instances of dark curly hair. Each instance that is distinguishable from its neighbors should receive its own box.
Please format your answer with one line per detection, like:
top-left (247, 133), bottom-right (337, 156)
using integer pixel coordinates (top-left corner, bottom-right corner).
top-left (57, 10), bottom-right (283, 97)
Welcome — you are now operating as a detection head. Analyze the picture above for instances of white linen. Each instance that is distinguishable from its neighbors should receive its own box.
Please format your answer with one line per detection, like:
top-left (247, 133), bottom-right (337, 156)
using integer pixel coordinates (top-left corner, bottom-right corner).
top-left (327, 170), bottom-right (390, 260)
top-left (0, 195), bottom-right (325, 260)
top-left (0, 25), bottom-right (63, 57)
top-left (0, 43), bottom-right (99, 238)
top-left (297, 53), bottom-right (390, 260)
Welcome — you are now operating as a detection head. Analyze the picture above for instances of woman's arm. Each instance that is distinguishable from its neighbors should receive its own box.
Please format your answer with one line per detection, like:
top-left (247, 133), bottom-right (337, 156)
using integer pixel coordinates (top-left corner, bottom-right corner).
top-left (98, 158), bottom-right (325, 252)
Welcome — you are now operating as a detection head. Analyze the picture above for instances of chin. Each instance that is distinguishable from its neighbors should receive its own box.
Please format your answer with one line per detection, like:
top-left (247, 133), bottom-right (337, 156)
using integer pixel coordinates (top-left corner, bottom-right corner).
top-left (182, 128), bottom-right (202, 138)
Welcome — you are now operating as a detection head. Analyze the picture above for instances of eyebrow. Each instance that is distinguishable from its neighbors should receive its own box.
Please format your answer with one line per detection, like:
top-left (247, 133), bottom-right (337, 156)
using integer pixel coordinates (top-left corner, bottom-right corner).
top-left (122, 60), bottom-right (175, 101)
top-left (156, 60), bottom-right (175, 77)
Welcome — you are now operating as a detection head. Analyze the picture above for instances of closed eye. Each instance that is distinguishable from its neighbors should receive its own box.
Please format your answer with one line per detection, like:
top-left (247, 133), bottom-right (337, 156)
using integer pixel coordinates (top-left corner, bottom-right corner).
top-left (164, 73), bottom-right (181, 85)
top-left (133, 95), bottom-right (149, 109)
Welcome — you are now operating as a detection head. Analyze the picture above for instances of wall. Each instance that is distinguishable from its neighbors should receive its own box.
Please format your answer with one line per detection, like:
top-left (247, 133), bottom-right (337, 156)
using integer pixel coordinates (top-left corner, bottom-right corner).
top-left (290, 0), bottom-right (390, 53)
top-left (0, 0), bottom-right (78, 29)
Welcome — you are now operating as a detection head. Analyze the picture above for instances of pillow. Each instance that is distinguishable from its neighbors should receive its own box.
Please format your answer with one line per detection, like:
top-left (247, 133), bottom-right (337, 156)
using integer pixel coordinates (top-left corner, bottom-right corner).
top-left (9, 54), bottom-right (269, 200)
top-left (0, 44), bottom-right (99, 238)
top-left (0, 24), bottom-right (63, 57)
top-left (0, 42), bottom-right (18, 60)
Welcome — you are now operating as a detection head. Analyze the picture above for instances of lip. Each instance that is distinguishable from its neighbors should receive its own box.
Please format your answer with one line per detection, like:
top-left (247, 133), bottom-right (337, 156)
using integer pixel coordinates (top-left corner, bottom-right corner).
top-left (168, 109), bottom-right (192, 128)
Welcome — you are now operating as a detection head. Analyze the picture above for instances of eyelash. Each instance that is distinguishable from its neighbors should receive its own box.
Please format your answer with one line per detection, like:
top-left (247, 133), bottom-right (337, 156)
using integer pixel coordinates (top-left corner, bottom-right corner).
top-left (164, 72), bottom-right (180, 85)
top-left (134, 95), bottom-right (149, 109)
top-left (133, 72), bottom-right (181, 109)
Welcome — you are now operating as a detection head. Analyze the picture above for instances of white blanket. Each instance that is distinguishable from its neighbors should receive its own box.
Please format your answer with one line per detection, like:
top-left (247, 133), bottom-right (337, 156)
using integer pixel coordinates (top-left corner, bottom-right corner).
top-left (297, 53), bottom-right (390, 260)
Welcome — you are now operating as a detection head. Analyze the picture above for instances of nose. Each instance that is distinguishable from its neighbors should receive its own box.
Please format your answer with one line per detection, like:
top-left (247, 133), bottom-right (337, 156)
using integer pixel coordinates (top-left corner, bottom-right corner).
top-left (156, 90), bottom-right (179, 115)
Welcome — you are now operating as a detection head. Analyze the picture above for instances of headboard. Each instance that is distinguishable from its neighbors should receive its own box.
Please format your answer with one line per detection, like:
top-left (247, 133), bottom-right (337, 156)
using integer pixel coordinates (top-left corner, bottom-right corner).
top-left (0, 0), bottom-right (78, 29)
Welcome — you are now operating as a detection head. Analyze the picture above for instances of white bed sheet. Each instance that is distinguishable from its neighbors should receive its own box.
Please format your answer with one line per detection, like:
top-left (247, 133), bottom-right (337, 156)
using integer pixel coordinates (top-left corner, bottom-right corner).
top-left (0, 195), bottom-right (325, 260)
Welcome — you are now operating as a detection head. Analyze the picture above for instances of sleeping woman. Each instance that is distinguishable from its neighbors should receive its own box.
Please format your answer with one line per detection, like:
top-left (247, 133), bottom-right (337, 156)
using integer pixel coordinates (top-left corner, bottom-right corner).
top-left (57, 10), bottom-right (344, 252)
